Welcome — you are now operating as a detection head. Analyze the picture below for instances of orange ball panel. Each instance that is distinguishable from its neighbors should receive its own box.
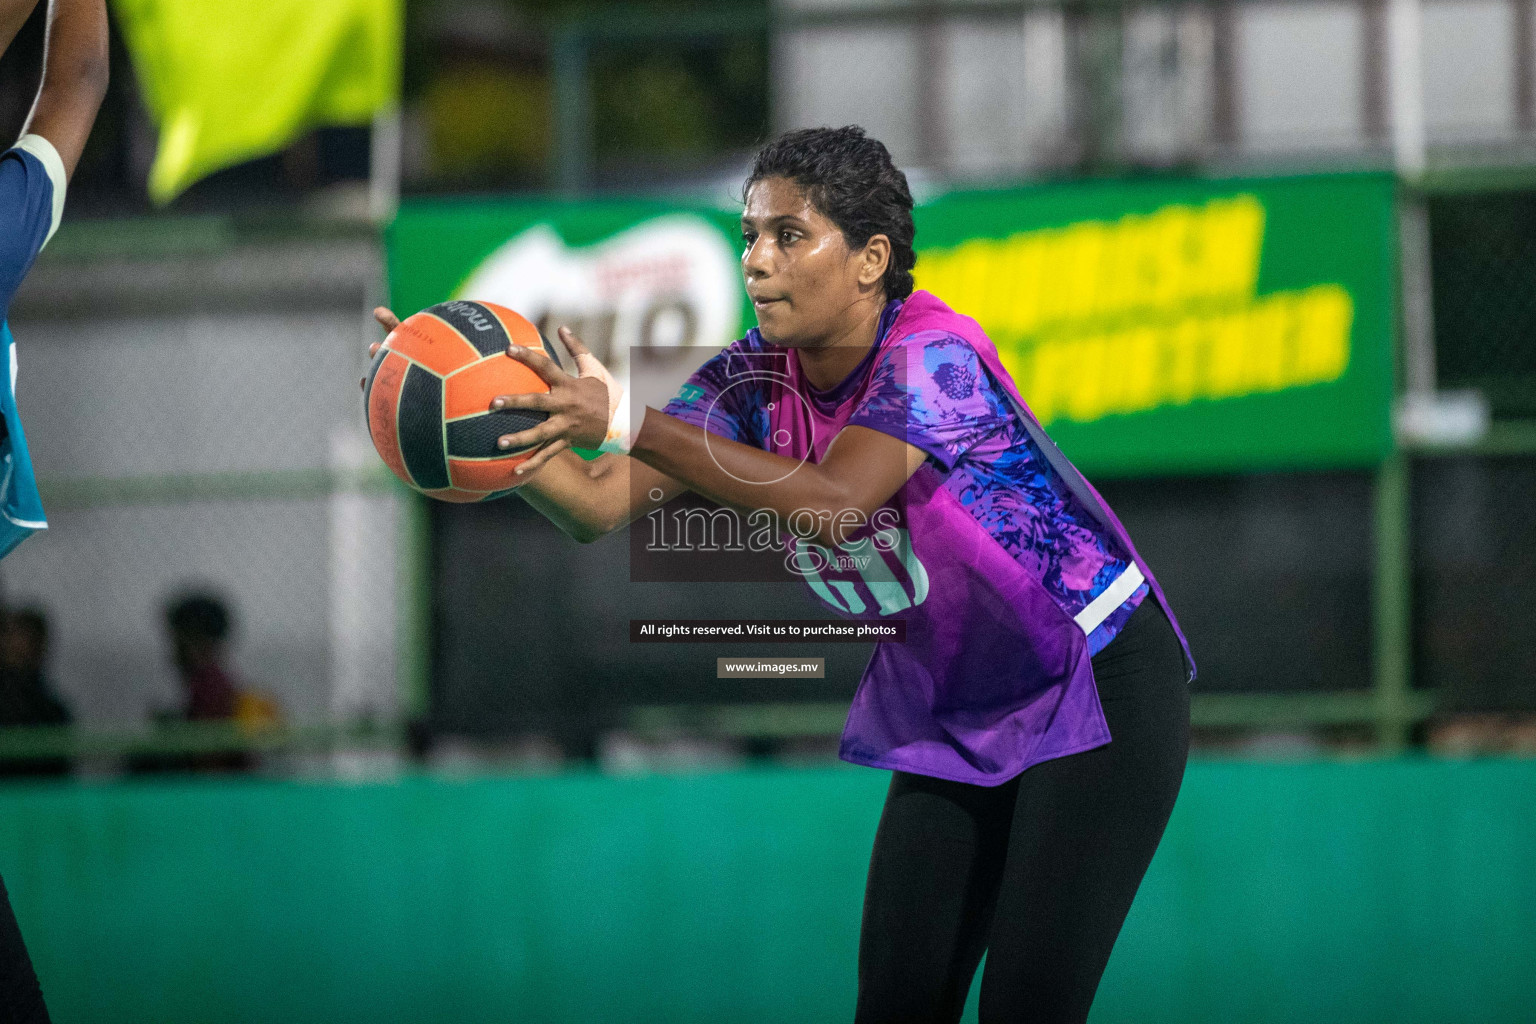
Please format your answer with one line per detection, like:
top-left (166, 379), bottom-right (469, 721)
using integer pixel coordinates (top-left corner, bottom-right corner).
top-left (448, 456), bottom-right (532, 491)
top-left (482, 301), bottom-right (549, 354)
top-left (367, 351), bottom-right (412, 486)
top-left (422, 486), bottom-right (500, 503)
top-left (386, 314), bottom-right (481, 376)
top-left (444, 355), bottom-right (550, 420)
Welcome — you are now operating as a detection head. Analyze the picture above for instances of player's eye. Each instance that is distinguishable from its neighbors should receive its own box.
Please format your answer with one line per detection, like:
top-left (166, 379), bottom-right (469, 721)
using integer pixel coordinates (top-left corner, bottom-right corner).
top-left (779, 229), bottom-right (799, 245)
top-left (742, 231), bottom-right (757, 247)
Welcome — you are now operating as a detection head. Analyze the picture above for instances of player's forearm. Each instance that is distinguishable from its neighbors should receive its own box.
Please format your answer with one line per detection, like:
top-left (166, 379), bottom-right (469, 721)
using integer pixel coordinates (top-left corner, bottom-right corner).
top-left (23, 0), bottom-right (108, 178)
top-left (0, 0), bottom-right (40, 56)
top-left (629, 408), bottom-right (859, 546)
top-left (516, 451), bottom-right (631, 543)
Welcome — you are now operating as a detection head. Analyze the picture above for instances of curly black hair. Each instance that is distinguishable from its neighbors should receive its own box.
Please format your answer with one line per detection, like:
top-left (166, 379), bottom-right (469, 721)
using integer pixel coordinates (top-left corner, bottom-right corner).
top-left (744, 125), bottom-right (916, 300)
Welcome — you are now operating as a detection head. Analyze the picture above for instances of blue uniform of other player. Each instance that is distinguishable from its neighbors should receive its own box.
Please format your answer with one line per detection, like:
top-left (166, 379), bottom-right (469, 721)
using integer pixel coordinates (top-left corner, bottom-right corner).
top-left (0, 134), bottom-right (62, 557)
top-left (0, 3), bottom-right (110, 1020)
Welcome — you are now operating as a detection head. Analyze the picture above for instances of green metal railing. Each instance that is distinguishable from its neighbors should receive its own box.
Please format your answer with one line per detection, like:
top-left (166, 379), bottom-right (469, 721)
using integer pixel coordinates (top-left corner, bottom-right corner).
top-left (0, 720), bottom-right (402, 763)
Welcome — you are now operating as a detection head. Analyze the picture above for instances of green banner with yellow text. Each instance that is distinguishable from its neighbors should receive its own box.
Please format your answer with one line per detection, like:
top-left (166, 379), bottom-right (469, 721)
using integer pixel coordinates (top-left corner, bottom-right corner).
top-left (388, 173), bottom-right (1397, 477)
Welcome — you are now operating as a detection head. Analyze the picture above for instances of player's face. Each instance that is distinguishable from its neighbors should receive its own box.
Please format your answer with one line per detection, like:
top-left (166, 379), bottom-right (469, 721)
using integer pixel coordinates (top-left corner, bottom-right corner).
top-left (740, 177), bottom-right (871, 347)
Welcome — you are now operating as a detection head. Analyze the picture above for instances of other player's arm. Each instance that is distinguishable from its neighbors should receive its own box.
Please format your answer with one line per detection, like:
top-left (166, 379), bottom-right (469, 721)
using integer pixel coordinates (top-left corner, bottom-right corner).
top-left (20, 0), bottom-right (109, 178)
top-left (0, 0), bottom-right (41, 56)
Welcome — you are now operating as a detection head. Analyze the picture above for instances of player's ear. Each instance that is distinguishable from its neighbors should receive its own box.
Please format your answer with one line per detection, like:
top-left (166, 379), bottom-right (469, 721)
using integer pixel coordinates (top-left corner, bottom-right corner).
top-left (859, 234), bottom-right (891, 289)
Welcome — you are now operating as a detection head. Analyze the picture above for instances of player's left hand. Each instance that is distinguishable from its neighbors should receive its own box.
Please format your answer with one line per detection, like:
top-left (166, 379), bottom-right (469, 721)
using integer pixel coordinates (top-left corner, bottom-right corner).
top-left (358, 306), bottom-right (401, 391)
top-left (491, 326), bottom-right (619, 475)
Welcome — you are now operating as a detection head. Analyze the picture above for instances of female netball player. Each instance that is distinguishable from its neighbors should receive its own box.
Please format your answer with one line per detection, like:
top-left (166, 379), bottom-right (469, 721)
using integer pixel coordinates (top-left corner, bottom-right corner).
top-left (0, 1), bottom-right (107, 1020)
top-left (374, 126), bottom-right (1193, 1023)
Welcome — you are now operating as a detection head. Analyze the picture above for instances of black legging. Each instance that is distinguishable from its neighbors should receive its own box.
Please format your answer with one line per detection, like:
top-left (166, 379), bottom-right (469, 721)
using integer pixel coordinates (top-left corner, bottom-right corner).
top-left (855, 596), bottom-right (1191, 1024)
top-left (0, 874), bottom-right (50, 1023)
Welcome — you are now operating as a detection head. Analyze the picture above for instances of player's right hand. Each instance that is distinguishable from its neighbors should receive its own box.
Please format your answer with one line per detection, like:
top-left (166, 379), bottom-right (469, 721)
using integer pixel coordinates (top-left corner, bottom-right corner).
top-left (360, 306), bottom-right (401, 390)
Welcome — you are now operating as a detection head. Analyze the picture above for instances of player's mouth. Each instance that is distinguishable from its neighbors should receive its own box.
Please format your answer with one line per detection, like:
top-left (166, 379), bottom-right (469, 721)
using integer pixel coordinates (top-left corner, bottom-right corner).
top-left (750, 294), bottom-right (786, 310)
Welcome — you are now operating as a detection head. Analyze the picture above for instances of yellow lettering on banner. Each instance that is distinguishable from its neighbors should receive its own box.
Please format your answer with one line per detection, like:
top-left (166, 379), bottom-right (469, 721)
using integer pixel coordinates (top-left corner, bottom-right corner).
top-left (944, 241), bottom-right (985, 329)
top-left (1067, 334), bottom-right (1110, 422)
top-left (915, 194), bottom-right (1270, 329)
top-left (1110, 213), bottom-right (1155, 316)
top-left (1024, 336), bottom-right (1072, 425)
top-left (1146, 204), bottom-right (1194, 310)
top-left (915, 194), bottom-right (1359, 427)
top-left (1202, 195), bottom-right (1266, 300)
top-left (1201, 311), bottom-right (1245, 401)
top-left (1009, 235), bottom-right (1045, 335)
top-left (1062, 221), bottom-right (1107, 323)
top-left (1013, 286), bottom-right (1358, 425)
top-left (1030, 227), bottom-right (1064, 326)
top-left (1244, 293), bottom-right (1291, 395)
top-left (982, 238), bottom-right (1017, 333)
top-left (959, 239), bottom-right (993, 330)
top-left (1293, 284), bottom-right (1353, 383)
top-left (1163, 319), bottom-right (1204, 407)
top-left (1119, 327), bottom-right (1161, 415)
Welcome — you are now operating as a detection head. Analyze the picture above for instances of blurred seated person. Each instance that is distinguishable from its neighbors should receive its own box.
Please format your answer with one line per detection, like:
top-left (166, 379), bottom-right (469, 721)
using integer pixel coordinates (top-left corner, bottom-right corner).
top-left (1426, 712), bottom-right (1536, 758)
top-left (166, 593), bottom-right (282, 727)
top-left (134, 592), bottom-right (280, 774)
top-left (0, 606), bottom-right (72, 777)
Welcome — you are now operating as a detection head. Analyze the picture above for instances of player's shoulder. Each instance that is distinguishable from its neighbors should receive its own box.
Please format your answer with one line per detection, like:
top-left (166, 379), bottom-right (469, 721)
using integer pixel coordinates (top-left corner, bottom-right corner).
top-left (880, 327), bottom-right (984, 378)
top-left (694, 330), bottom-right (772, 363)
top-left (873, 326), bottom-right (1013, 417)
top-left (731, 329), bottom-right (778, 355)
top-left (706, 329), bottom-right (789, 384)
top-left (888, 327), bottom-right (973, 353)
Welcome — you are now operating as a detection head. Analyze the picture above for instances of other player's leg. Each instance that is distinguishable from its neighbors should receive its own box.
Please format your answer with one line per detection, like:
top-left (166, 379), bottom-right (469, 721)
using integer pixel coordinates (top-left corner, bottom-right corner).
top-left (0, 873), bottom-right (51, 1024)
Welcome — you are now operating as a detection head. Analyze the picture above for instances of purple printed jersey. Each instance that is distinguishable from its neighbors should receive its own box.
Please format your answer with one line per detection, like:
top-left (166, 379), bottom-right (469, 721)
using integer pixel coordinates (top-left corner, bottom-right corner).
top-left (663, 291), bottom-right (1194, 784)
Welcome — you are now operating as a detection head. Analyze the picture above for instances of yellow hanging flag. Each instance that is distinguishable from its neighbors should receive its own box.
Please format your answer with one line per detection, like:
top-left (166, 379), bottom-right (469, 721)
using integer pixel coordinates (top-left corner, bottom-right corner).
top-left (112, 0), bottom-right (402, 204)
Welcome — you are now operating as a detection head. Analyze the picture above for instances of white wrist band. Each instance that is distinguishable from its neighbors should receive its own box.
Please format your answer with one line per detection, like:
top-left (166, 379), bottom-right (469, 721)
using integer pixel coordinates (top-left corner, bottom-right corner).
top-left (598, 389), bottom-right (634, 455)
top-left (14, 134), bottom-right (66, 247)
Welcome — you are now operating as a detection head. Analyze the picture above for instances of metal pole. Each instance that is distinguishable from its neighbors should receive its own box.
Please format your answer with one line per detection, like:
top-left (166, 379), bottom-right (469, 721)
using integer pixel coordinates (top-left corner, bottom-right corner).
top-left (1372, 452), bottom-right (1413, 750)
top-left (1397, 200), bottom-right (1436, 395)
top-left (1377, 0), bottom-right (1427, 750)
top-left (1360, 0), bottom-right (1388, 144)
top-left (368, 107), bottom-right (403, 226)
top-left (1517, 0), bottom-right (1536, 134)
top-left (1389, 0), bottom-right (1434, 393)
top-left (1210, 0), bottom-right (1238, 152)
top-left (915, 1), bottom-right (947, 173)
top-left (1387, 0), bottom-right (1426, 177)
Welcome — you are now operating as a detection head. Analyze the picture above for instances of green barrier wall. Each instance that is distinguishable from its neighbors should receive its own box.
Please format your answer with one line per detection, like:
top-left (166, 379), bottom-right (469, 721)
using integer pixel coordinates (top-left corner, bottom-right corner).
top-left (1, 760), bottom-right (1532, 1023)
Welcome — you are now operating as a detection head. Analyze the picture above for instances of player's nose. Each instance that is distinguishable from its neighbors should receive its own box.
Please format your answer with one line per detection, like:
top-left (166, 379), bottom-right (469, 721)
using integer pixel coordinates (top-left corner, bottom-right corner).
top-left (742, 237), bottom-right (772, 279)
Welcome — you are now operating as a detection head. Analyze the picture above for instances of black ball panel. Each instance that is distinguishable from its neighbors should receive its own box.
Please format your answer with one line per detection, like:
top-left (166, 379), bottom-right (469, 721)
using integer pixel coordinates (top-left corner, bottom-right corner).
top-left (397, 364), bottom-right (450, 490)
top-left (427, 300), bottom-right (510, 358)
top-left (446, 408), bottom-right (549, 458)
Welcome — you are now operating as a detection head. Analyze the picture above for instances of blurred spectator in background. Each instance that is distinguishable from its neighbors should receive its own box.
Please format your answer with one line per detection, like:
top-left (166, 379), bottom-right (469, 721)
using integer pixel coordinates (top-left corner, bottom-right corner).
top-left (1426, 713), bottom-right (1536, 758)
top-left (0, 606), bottom-right (72, 778)
top-left (166, 593), bottom-right (241, 724)
top-left (132, 592), bottom-right (280, 774)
